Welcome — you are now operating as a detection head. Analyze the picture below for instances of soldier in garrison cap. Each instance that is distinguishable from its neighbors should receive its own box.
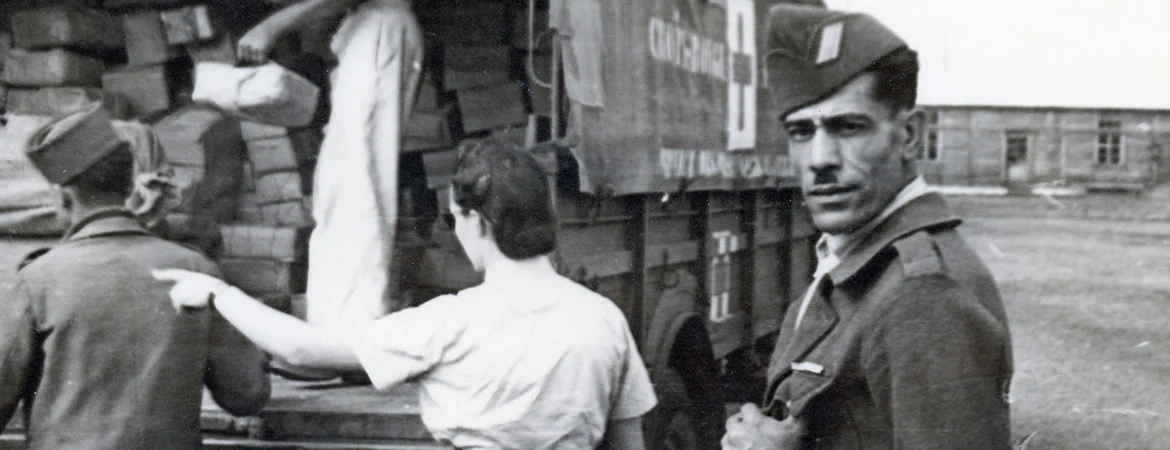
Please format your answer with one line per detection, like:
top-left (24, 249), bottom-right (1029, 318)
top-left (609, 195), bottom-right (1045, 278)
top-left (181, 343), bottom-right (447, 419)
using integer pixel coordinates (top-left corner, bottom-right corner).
top-left (0, 106), bottom-right (270, 449)
top-left (722, 5), bottom-right (1013, 450)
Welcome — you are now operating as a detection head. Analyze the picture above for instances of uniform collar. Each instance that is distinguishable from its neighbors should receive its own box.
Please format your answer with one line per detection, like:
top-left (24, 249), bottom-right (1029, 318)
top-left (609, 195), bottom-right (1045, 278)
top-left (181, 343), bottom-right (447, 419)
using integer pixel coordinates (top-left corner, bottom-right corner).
top-left (813, 177), bottom-right (932, 279)
top-left (826, 192), bottom-right (961, 285)
top-left (823, 176), bottom-right (932, 256)
top-left (483, 256), bottom-right (558, 286)
top-left (63, 208), bottom-right (150, 242)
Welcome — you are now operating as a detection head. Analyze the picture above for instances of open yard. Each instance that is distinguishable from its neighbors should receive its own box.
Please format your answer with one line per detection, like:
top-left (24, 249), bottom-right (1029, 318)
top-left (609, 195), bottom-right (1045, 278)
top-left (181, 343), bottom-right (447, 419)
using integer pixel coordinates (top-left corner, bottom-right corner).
top-left (953, 196), bottom-right (1170, 449)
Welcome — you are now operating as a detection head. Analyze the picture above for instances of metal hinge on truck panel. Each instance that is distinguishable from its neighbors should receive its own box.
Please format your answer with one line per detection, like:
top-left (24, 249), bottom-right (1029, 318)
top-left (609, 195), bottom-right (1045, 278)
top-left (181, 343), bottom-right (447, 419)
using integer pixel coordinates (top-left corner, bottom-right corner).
top-left (526, 0), bottom-right (563, 145)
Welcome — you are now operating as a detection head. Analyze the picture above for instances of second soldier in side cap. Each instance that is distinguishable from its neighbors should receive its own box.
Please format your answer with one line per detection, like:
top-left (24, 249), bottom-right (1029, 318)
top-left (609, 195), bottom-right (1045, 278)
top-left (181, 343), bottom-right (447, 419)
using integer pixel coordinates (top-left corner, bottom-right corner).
top-left (722, 4), bottom-right (1013, 449)
top-left (0, 106), bottom-right (270, 449)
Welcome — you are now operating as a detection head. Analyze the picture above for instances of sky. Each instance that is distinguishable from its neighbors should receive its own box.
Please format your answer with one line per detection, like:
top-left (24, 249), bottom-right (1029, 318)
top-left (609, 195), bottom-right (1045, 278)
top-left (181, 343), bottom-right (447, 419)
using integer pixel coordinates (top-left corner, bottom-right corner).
top-left (825, 0), bottom-right (1170, 110)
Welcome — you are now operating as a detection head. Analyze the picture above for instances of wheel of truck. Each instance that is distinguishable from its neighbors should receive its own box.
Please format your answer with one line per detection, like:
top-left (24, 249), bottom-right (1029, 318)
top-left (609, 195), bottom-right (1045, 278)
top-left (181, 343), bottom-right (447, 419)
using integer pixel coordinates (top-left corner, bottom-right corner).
top-left (646, 322), bottom-right (725, 450)
top-left (648, 368), bottom-right (701, 450)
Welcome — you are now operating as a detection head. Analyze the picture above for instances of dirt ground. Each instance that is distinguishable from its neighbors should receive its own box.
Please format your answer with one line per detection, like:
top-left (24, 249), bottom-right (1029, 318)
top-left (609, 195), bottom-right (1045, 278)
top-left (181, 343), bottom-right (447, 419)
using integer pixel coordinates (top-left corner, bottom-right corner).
top-left (3, 194), bottom-right (1169, 448)
top-left (953, 200), bottom-right (1170, 449)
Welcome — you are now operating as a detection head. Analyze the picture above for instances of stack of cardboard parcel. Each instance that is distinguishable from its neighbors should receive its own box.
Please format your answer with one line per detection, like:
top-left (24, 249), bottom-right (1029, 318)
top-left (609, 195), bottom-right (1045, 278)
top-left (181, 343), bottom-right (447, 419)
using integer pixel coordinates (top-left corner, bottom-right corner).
top-left (0, 0), bottom-right (557, 308)
top-left (0, 0), bottom-right (321, 313)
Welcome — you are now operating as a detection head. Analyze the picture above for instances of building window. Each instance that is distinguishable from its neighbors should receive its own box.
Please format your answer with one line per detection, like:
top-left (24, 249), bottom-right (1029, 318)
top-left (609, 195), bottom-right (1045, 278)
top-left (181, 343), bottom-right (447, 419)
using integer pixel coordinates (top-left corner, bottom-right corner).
top-left (918, 109), bottom-right (940, 160)
top-left (1005, 131), bottom-right (1029, 166)
top-left (1097, 120), bottom-right (1123, 165)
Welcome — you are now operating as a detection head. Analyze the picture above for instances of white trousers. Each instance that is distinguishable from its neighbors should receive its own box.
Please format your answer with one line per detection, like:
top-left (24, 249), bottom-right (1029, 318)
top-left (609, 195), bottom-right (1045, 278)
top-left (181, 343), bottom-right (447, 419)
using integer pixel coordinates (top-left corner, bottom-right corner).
top-left (306, 0), bottom-right (422, 332)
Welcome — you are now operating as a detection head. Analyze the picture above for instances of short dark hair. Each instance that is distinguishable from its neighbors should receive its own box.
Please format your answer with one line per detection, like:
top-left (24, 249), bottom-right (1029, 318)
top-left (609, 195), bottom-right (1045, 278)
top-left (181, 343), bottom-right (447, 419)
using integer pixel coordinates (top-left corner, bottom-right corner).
top-left (452, 138), bottom-right (556, 259)
top-left (865, 47), bottom-right (919, 113)
top-left (65, 144), bottom-right (134, 199)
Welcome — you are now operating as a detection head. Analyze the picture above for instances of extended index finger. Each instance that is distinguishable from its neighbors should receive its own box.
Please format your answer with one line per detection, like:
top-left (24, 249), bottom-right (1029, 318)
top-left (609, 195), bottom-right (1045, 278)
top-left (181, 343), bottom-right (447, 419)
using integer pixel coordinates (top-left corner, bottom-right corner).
top-left (151, 268), bottom-right (193, 282)
top-left (739, 402), bottom-right (764, 417)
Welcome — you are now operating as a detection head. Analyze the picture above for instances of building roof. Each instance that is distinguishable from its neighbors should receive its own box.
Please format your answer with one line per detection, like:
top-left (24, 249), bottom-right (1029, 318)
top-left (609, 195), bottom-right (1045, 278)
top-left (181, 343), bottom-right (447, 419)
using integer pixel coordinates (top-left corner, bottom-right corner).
top-left (826, 0), bottom-right (1170, 110)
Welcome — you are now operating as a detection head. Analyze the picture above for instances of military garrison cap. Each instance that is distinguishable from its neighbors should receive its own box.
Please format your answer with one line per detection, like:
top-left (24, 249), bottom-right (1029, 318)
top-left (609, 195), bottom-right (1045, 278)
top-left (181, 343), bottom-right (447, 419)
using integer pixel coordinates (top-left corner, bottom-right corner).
top-left (763, 4), bottom-right (908, 116)
top-left (26, 105), bottom-right (126, 185)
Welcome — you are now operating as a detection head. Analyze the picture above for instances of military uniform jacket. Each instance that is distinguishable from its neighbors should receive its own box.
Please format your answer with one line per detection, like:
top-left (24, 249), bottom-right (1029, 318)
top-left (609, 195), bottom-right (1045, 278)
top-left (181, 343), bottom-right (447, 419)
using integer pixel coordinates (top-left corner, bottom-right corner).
top-left (764, 193), bottom-right (1013, 449)
top-left (0, 209), bottom-right (270, 450)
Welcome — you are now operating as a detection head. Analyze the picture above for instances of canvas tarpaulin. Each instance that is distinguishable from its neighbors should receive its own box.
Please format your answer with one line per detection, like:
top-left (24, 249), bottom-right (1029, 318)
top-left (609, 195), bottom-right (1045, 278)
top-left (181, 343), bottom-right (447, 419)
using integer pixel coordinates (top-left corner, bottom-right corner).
top-left (550, 0), bottom-right (605, 108)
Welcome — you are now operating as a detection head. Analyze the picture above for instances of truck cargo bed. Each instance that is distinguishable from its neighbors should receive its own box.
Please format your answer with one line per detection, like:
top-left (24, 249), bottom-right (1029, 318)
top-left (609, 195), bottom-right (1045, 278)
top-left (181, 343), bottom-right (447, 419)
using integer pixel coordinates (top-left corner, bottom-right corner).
top-left (200, 377), bottom-right (448, 449)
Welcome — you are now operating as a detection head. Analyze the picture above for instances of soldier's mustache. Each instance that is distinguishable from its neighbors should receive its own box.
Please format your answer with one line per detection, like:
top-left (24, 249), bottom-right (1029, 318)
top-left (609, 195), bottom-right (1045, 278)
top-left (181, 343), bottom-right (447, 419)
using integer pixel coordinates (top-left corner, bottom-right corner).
top-left (813, 171), bottom-right (838, 185)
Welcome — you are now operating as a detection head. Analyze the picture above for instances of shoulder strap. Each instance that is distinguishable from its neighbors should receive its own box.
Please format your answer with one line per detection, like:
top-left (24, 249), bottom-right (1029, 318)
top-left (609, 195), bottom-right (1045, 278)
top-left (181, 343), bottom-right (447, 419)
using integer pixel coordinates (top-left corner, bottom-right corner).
top-left (17, 247), bottom-right (51, 272)
top-left (891, 230), bottom-right (944, 277)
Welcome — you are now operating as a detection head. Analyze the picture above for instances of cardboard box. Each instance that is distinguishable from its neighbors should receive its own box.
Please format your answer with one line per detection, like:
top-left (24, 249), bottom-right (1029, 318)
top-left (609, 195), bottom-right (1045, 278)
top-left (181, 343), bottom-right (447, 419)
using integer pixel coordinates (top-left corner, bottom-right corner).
top-left (443, 44), bottom-right (511, 72)
top-left (5, 87), bottom-right (131, 119)
top-left (421, 148), bottom-right (458, 189)
top-left (258, 292), bottom-right (293, 314)
top-left (407, 105), bottom-right (453, 140)
top-left (239, 121), bottom-right (287, 141)
top-left (220, 224), bottom-right (310, 262)
top-left (404, 105), bottom-right (453, 152)
top-left (102, 64), bottom-right (175, 118)
top-left (246, 129), bottom-right (323, 175)
top-left (491, 123), bottom-right (532, 150)
top-left (240, 163), bottom-right (256, 193)
top-left (0, 115), bottom-right (57, 221)
top-left (186, 32), bottom-right (237, 64)
top-left (217, 257), bottom-right (307, 295)
top-left (528, 82), bottom-right (554, 117)
top-left (11, 4), bottom-right (122, 50)
top-left (246, 138), bottom-right (300, 175)
top-left (457, 82), bottom-right (528, 133)
top-left (171, 164), bottom-right (240, 216)
top-left (255, 170), bottom-right (309, 204)
top-left (417, 1), bottom-right (508, 44)
top-left (0, 32), bottom-right (11, 73)
top-left (159, 212), bottom-right (223, 254)
top-left (156, 106), bottom-right (243, 217)
top-left (3, 48), bottom-right (104, 87)
top-left (290, 294), bottom-right (307, 320)
top-left (247, 199), bottom-right (314, 227)
top-left (160, 5), bottom-right (215, 45)
top-left (192, 62), bottom-right (320, 127)
top-left (414, 76), bottom-right (442, 111)
top-left (442, 45), bottom-right (512, 91)
top-left (123, 10), bottom-right (179, 67)
top-left (236, 191), bottom-right (259, 218)
top-left (154, 105), bottom-right (242, 167)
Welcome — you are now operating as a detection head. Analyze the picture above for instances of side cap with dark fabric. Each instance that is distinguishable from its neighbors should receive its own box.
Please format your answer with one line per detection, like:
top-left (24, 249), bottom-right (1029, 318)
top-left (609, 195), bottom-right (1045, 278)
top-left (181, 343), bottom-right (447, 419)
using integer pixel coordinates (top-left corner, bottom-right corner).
top-left (25, 105), bottom-right (126, 185)
top-left (762, 4), bottom-right (907, 117)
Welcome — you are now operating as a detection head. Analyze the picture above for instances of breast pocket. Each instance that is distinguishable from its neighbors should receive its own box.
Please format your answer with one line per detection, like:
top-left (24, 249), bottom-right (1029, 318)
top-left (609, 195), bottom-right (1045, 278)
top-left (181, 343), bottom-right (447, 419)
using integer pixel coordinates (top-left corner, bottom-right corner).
top-left (776, 363), bottom-right (835, 418)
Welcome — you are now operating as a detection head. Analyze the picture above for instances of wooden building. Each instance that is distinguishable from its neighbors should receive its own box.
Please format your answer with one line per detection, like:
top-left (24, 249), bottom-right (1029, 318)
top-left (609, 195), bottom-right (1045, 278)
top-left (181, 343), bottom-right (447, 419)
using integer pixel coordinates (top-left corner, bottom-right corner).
top-left (825, 1), bottom-right (1170, 192)
top-left (916, 106), bottom-right (1170, 191)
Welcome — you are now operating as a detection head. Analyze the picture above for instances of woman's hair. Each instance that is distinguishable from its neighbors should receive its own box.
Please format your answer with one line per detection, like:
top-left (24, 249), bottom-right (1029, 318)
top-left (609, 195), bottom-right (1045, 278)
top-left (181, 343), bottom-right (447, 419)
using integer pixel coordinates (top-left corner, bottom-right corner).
top-left (452, 138), bottom-right (556, 259)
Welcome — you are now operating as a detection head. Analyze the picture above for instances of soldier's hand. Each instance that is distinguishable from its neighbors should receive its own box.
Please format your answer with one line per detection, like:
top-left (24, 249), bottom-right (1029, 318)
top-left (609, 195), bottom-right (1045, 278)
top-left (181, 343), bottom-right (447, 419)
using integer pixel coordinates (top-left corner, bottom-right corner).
top-left (237, 24), bottom-right (279, 64)
top-left (721, 403), bottom-right (804, 450)
top-left (152, 269), bottom-right (230, 312)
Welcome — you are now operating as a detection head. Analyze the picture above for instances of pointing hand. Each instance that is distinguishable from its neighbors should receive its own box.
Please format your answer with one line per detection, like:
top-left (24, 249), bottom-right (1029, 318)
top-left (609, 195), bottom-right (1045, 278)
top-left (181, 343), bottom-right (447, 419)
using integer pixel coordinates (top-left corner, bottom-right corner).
top-left (152, 269), bottom-right (231, 312)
